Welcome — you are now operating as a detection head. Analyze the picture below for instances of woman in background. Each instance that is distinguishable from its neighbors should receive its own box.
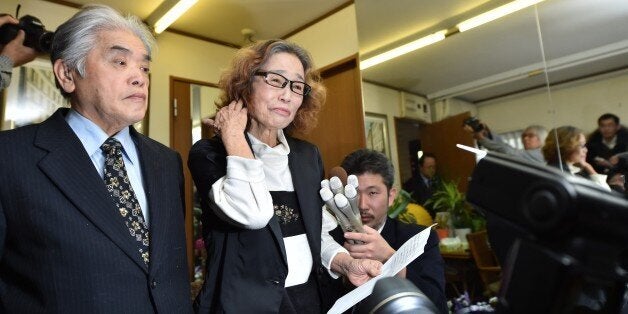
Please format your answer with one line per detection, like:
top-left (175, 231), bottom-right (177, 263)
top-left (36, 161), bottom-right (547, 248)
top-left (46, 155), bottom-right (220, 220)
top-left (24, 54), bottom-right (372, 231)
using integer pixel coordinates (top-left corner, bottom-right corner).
top-left (543, 125), bottom-right (610, 190)
top-left (188, 39), bottom-right (381, 313)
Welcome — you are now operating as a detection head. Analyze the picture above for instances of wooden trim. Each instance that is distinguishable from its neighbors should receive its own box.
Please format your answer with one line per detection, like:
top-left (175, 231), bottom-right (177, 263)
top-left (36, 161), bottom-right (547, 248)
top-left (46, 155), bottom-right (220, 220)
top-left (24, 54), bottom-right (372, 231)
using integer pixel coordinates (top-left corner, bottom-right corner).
top-left (362, 79), bottom-right (428, 98)
top-left (41, 0), bottom-right (82, 9)
top-left (43, 0), bottom-right (353, 50)
top-left (319, 53), bottom-right (359, 73)
top-left (165, 28), bottom-right (241, 49)
top-left (281, 0), bottom-right (354, 39)
top-left (170, 76), bottom-right (219, 88)
top-left (475, 65), bottom-right (628, 103)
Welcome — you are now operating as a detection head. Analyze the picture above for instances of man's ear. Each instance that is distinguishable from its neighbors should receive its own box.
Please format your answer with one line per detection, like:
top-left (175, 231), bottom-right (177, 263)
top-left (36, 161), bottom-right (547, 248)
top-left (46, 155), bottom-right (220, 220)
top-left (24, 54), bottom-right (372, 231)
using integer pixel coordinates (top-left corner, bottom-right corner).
top-left (388, 187), bottom-right (398, 207)
top-left (53, 59), bottom-right (75, 93)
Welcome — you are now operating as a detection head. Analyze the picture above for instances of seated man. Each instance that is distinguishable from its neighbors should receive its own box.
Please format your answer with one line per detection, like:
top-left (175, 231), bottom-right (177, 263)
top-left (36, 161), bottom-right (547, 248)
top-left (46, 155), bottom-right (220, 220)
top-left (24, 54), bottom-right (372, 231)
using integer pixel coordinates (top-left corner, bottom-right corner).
top-left (464, 122), bottom-right (547, 164)
top-left (332, 148), bottom-right (447, 313)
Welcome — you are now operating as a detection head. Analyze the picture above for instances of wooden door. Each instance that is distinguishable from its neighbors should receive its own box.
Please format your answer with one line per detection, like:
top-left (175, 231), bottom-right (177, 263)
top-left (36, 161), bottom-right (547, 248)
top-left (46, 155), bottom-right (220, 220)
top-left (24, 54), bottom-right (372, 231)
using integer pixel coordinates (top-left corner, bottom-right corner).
top-left (170, 79), bottom-right (194, 280)
top-left (419, 111), bottom-right (476, 192)
top-left (294, 55), bottom-right (365, 176)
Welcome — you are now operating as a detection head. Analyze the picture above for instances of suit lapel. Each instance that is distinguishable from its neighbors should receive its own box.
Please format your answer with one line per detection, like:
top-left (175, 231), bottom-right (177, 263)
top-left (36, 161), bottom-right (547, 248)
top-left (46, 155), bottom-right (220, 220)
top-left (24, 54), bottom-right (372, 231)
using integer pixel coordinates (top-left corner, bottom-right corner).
top-left (35, 109), bottom-right (148, 272)
top-left (132, 130), bottom-right (168, 273)
top-left (287, 138), bottom-right (322, 263)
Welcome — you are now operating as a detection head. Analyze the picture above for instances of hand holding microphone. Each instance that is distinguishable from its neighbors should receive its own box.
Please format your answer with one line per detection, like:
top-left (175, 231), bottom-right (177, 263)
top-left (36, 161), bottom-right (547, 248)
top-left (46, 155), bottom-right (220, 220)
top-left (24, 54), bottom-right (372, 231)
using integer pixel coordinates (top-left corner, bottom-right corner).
top-left (320, 166), bottom-right (364, 238)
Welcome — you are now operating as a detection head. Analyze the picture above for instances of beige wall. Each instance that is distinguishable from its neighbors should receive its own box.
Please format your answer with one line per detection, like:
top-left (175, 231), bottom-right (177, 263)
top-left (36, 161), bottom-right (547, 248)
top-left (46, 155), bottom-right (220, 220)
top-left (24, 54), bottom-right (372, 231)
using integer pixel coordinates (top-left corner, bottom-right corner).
top-left (287, 5), bottom-right (358, 69)
top-left (477, 72), bottom-right (628, 134)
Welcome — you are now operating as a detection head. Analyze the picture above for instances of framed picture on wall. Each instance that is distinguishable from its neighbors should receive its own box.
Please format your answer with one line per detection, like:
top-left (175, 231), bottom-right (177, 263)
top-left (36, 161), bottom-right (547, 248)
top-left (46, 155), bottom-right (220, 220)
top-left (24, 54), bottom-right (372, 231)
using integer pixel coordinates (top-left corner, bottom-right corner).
top-left (364, 112), bottom-right (391, 159)
top-left (1, 58), bottom-right (69, 130)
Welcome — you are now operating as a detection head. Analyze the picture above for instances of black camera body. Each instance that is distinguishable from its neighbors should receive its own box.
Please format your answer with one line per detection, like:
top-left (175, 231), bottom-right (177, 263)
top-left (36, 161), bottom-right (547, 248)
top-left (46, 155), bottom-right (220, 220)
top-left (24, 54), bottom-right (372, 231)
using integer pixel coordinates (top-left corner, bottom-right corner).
top-left (0, 15), bottom-right (54, 53)
top-left (463, 116), bottom-right (484, 132)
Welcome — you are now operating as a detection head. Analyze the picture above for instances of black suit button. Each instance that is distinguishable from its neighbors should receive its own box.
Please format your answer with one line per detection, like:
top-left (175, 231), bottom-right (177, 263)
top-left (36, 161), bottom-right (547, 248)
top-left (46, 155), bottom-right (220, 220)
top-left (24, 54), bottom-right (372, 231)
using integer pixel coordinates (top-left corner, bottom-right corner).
top-left (317, 266), bottom-right (324, 276)
top-left (151, 280), bottom-right (157, 289)
top-left (271, 280), bottom-right (280, 285)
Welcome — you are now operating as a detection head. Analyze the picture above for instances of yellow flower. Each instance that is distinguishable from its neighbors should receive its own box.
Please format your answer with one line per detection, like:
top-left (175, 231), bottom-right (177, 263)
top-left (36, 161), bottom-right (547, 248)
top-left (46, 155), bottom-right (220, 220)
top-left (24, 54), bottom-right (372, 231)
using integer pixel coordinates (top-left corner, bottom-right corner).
top-left (398, 203), bottom-right (433, 226)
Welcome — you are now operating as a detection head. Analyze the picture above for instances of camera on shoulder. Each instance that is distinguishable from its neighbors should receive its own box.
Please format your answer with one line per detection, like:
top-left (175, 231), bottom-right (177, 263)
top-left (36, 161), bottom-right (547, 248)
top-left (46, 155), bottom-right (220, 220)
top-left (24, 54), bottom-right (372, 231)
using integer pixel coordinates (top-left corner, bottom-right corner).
top-left (463, 116), bottom-right (485, 132)
top-left (0, 15), bottom-right (55, 53)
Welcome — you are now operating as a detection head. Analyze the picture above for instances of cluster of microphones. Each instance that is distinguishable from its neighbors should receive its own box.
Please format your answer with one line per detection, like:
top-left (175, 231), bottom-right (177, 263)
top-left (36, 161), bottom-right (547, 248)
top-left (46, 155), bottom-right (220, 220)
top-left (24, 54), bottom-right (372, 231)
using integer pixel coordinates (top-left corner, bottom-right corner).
top-left (319, 167), bottom-right (364, 243)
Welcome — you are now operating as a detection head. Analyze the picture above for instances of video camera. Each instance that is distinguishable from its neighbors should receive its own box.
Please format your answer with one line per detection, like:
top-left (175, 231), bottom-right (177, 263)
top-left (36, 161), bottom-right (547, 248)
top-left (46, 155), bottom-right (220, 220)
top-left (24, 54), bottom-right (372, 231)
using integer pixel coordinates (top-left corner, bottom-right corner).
top-left (467, 151), bottom-right (628, 313)
top-left (0, 14), bottom-right (54, 53)
top-left (463, 116), bottom-right (485, 132)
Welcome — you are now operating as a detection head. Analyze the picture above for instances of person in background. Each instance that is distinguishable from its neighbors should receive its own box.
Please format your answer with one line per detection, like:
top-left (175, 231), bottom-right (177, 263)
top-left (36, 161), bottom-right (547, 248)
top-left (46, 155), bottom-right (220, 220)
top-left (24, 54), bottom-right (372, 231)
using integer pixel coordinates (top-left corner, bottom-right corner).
top-left (586, 113), bottom-right (628, 173)
top-left (0, 14), bottom-right (39, 90)
top-left (188, 39), bottom-right (381, 313)
top-left (403, 152), bottom-right (440, 209)
top-left (0, 5), bottom-right (192, 312)
top-left (334, 148), bottom-right (447, 313)
top-left (543, 125), bottom-right (611, 191)
top-left (464, 121), bottom-right (547, 164)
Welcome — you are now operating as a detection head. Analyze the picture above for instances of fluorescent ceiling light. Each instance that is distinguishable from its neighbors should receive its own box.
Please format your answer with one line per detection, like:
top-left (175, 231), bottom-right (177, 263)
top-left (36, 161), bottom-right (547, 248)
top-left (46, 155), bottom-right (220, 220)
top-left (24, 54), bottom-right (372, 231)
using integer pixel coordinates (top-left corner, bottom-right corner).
top-left (457, 0), bottom-right (545, 32)
top-left (149, 0), bottom-right (198, 34)
top-left (360, 30), bottom-right (447, 70)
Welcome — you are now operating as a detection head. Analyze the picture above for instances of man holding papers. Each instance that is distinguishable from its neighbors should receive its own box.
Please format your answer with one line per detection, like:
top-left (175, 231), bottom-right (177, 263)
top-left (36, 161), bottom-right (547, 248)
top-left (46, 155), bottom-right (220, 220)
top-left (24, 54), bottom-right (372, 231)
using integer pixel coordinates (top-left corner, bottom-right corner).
top-left (332, 148), bottom-right (447, 313)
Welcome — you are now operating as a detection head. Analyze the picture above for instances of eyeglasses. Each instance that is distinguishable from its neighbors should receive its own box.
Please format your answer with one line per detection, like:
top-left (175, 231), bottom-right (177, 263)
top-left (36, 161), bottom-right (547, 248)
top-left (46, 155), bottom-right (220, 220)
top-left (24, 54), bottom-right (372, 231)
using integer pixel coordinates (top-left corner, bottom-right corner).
top-left (254, 71), bottom-right (311, 96)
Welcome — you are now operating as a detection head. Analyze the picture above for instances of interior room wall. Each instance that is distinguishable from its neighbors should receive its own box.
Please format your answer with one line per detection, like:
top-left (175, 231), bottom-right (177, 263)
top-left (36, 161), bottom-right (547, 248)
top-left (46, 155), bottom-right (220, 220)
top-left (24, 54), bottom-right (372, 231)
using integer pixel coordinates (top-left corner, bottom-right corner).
top-left (477, 72), bottom-right (628, 134)
top-left (2, 1), bottom-right (359, 147)
top-left (363, 81), bottom-right (419, 188)
top-left (287, 5), bottom-right (358, 69)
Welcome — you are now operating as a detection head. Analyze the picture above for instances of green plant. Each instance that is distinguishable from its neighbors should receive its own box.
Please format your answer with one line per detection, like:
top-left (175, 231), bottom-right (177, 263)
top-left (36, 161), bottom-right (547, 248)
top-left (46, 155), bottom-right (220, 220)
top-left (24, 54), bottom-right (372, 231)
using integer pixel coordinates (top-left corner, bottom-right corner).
top-left (424, 180), bottom-right (472, 228)
top-left (388, 189), bottom-right (413, 218)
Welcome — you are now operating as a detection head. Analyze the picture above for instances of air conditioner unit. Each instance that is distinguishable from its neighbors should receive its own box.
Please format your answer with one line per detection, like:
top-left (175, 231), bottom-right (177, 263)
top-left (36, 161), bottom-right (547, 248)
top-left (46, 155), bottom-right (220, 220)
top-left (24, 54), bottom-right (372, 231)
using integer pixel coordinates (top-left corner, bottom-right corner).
top-left (400, 92), bottom-right (431, 123)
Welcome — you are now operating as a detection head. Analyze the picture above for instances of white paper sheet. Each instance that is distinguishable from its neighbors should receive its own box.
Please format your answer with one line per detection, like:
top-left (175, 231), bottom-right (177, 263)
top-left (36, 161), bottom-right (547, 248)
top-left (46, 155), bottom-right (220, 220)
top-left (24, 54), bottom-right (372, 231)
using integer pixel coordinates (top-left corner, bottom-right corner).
top-left (327, 223), bottom-right (436, 314)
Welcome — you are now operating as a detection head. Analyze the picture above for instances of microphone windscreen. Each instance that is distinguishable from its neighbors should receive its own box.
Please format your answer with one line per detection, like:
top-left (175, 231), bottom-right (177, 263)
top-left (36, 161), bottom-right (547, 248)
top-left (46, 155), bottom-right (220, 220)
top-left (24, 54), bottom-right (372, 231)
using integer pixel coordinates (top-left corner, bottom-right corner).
top-left (329, 166), bottom-right (348, 186)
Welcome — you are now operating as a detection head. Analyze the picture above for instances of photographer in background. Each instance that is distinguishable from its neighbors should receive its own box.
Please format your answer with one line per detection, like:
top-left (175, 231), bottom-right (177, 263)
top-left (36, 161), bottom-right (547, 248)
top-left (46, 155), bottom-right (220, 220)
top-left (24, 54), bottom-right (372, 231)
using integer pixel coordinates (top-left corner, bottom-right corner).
top-left (463, 117), bottom-right (547, 164)
top-left (0, 13), bottom-right (39, 90)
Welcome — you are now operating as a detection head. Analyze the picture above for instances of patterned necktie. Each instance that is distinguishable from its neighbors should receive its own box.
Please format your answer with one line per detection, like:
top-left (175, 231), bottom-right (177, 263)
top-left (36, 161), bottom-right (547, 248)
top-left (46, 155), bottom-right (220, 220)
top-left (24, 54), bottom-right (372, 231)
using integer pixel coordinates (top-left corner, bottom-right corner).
top-left (101, 137), bottom-right (150, 265)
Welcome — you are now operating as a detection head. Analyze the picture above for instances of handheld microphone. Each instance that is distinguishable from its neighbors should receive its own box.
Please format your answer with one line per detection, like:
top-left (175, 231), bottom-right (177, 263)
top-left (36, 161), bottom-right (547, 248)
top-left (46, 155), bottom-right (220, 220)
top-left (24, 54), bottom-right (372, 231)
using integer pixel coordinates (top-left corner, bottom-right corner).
top-left (347, 174), bottom-right (358, 189)
top-left (320, 187), bottom-right (353, 232)
top-left (321, 179), bottom-right (330, 190)
top-left (334, 193), bottom-right (364, 233)
top-left (329, 166), bottom-right (348, 186)
top-left (344, 184), bottom-right (361, 217)
top-left (329, 176), bottom-right (344, 195)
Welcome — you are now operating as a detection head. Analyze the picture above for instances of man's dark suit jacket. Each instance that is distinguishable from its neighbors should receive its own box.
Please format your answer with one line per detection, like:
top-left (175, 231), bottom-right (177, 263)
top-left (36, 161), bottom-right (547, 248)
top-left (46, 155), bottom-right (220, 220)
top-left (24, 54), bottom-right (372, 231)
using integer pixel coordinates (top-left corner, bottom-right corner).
top-left (0, 109), bottom-right (192, 313)
top-left (331, 218), bottom-right (448, 314)
top-left (403, 175), bottom-right (438, 206)
top-left (188, 135), bottom-right (339, 313)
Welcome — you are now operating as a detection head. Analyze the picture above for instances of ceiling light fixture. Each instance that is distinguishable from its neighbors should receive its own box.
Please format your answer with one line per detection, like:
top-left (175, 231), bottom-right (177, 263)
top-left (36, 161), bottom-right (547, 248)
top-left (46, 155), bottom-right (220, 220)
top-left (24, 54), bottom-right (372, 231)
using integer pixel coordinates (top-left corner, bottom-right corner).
top-left (360, 30), bottom-right (447, 70)
top-left (457, 0), bottom-right (545, 32)
top-left (147, 0), bottom-right (198, 34)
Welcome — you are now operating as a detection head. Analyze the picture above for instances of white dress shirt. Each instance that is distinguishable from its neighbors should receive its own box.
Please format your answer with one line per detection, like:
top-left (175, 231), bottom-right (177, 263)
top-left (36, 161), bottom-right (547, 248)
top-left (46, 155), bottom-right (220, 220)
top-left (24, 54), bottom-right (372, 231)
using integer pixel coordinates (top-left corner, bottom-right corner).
top-left (65, 109), bottom-right (149, 224)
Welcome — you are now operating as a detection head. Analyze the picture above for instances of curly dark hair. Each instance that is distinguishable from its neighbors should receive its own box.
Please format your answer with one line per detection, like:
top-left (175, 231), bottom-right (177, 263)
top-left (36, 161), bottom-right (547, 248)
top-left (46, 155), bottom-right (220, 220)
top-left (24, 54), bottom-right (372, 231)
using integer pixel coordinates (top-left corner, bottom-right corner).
top-left (216, 39), bottom-right (326, 134)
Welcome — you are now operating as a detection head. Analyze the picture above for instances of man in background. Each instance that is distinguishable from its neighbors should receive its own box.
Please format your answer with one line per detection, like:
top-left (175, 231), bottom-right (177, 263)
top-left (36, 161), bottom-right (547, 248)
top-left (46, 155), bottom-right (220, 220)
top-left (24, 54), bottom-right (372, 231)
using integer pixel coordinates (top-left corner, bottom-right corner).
top-left (0, 14), bottom-right (39, 90)
top-left (0, 5), bottom-right (192, 312)
top-left (403, 152), bottom-right (440, 208)
top-left (586, 113), bottom-right (628, 173)
top-left (464, 121), bottom-right (547, 164)
top-left (334, 148), bottom-right (447, 313)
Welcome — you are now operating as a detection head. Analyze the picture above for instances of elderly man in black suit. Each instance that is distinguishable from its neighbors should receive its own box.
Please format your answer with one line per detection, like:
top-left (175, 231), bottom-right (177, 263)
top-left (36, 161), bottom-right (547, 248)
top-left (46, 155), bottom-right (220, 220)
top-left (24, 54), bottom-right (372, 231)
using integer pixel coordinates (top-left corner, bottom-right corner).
top-left (0, 5), bottom-right (192, 313)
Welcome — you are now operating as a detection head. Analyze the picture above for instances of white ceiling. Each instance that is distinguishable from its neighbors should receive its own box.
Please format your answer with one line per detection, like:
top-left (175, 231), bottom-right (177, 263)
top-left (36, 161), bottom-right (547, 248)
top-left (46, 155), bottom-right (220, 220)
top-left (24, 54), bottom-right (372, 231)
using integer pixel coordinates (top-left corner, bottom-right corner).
top-left (53, 0), bottom-right (628, 103)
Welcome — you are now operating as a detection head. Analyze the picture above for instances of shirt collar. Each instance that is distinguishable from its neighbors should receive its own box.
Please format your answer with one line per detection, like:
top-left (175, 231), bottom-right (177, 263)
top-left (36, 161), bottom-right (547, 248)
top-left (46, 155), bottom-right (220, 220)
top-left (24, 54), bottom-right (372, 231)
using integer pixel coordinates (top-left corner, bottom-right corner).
top-left (65, 109), bottom-right (137, 165)
top-left (247, 129), bottom-right (290, 156)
